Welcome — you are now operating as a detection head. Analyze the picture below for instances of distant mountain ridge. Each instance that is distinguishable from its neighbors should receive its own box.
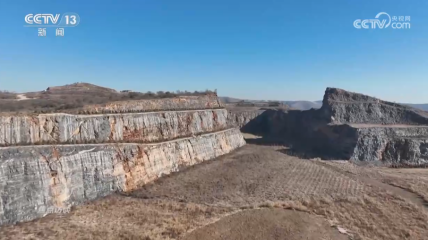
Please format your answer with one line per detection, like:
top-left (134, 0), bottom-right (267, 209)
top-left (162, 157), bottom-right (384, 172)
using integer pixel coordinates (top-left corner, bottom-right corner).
top-left (403, 103), bottom-right (428, 111)
top-left (219, 97), bottom-right (427, 111)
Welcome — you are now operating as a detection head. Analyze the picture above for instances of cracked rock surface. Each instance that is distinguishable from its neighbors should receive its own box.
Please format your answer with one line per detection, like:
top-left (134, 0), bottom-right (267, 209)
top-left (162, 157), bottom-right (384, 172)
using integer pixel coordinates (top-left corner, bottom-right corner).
top-left (320, 88), bottom-right (427, 125)
top-left (0, 128), bottom-right (245, 225)
top-left (239, 88), bottom-right (428, 167)
top-left (0, 109), bottom-right (228, 146)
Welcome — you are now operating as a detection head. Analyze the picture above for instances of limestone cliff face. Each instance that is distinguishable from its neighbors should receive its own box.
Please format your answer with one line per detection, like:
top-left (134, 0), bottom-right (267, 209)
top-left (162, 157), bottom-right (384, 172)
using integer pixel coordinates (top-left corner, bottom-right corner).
top-left (0, 95), bottom-right (246, 225)
top-left (315, 88), bottom-right (428, 165)
top-left (0, 109), bottom-right (227, 146)
top-left (321, 88), bottom-right (428, 125)
top-left (350, 126), bottom-right (427, 166)
top-left (0, 128), bottom-right (245, 225)
top-left (237, 88), bottom-right (428, 166)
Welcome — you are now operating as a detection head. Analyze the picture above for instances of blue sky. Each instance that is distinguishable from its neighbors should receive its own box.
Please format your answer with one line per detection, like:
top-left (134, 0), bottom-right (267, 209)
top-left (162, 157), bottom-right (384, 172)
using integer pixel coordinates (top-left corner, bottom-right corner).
top-left (0, 0), bottom-right (427, 102)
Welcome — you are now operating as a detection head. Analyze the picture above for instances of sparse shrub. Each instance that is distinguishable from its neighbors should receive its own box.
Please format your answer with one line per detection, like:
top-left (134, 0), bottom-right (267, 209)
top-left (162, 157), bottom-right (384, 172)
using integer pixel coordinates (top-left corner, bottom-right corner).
top-left (0, 91), bottom-right (17, 99)
top-left (0, 88), bottom-right (217, 113)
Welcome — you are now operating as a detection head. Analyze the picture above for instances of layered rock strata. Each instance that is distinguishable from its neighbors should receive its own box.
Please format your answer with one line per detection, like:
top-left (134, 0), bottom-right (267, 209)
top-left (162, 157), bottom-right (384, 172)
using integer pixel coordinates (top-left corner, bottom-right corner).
top-left (0, 128), bottom-right (245, 225)
top-left (0, 95), bottom-right (245, 225)
top-left (0, 109), bottom-right (228, 146)
top-left (317, 88), bottom-right (427, 165)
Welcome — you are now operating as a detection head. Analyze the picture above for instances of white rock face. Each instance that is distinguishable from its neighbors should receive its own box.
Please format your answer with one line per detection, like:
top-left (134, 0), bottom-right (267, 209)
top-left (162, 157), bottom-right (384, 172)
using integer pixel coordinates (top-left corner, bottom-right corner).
top-left (0, 109), bottom-right (228, 145)
top-left (0, 128), bottom-right (245, 224)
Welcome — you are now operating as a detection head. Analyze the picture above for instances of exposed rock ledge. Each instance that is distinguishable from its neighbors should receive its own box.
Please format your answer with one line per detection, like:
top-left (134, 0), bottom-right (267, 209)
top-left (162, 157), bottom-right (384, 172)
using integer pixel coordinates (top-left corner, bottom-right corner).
top-left (78, 95), bottom-right (223, 114)
top-left (0, 109), bottom-right (228, 146)
top-left (0, 128), bottom-right (245, 225)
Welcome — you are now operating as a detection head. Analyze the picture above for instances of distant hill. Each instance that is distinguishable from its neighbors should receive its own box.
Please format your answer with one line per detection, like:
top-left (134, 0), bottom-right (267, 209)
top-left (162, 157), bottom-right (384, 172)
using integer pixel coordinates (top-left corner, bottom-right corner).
top-left (403, 103), bottom-right (428, 111)
top-left (282, 101), bottom-right (322, 110)
top-left (45, 82), bottom-right (118, 95)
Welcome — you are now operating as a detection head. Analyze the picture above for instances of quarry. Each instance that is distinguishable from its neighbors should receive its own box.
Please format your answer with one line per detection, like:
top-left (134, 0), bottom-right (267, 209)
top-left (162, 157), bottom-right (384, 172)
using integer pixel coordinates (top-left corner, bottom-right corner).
top-left (239, 88), bottom-right (428, 167)
top-left (0, 85), bottom-right (427, 239)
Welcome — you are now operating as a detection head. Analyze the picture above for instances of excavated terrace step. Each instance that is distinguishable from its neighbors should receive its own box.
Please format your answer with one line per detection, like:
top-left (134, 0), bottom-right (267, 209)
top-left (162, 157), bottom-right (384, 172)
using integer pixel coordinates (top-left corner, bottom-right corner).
top-left (0, 128), bottom-right (245, 225)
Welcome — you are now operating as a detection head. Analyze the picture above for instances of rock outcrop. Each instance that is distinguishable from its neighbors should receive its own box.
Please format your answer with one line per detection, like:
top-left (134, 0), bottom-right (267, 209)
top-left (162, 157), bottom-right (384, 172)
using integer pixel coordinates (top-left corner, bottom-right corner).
top-left (320, 88), bottom-right (428, 125)
top-left (317, 88), bottom-right (427, 166)
top-left (0, 95), bottom-right (244, 225)
top-left (350, 126), bottom-right (427, 166)
top-left (0, 128), bottom-right (245, 225)
top-left (0, 109), bottom-right (228, 146)
top-left (241, 88), bottom-right (428, 167)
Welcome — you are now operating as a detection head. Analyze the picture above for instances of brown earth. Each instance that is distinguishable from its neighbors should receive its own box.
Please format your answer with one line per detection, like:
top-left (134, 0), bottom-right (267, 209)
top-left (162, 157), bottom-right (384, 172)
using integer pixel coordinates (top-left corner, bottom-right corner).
top-left (0, 136), bottom-right (427, 240)
top-left (184, 209), bottom-right (348, 240)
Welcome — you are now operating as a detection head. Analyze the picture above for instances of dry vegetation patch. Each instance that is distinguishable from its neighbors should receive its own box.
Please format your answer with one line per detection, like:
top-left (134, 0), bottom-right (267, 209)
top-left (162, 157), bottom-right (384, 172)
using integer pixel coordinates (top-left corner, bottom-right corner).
top-left (0, 83), bottom-right (217, 114)
top-left (0, 91), bottom-right (17, 100)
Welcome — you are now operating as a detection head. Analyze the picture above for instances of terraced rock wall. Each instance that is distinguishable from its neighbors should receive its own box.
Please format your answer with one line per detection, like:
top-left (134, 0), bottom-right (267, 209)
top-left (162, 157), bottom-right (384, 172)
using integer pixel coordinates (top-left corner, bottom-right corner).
top-left (0, 109), bottom-right (228, 146)
top-left (0, 95), bottom-right (248, 225)
top-left (0, 128), bottom-right (245, 225)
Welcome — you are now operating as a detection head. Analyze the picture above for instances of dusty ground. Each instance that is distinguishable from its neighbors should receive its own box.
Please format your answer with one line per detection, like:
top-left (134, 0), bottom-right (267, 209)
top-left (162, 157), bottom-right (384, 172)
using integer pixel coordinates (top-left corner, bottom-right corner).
top-left (15, 94), bottom-right (30, 101)
top-left (0, 137), bottom-right (427, 239)
top-left (184, 209), bottom-right (348, 240)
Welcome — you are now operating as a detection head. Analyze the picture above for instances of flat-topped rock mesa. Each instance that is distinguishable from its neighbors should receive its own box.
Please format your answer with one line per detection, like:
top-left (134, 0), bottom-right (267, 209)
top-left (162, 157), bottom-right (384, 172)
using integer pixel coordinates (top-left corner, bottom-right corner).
top-left (320, 87), bottom-right (428, 125)
top-left (0, 93), bottom-right (245, 225)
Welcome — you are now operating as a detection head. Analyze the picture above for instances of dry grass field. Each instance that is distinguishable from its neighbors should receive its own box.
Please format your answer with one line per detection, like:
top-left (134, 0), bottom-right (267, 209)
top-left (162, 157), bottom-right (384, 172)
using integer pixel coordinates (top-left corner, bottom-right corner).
top-left (0, 137), bottom-right (427, 239)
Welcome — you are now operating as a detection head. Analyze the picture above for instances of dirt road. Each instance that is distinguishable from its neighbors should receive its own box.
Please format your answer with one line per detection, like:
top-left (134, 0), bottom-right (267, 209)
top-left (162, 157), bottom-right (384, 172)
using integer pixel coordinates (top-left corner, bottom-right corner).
top-left (15, 94), bottom-right (29, 101)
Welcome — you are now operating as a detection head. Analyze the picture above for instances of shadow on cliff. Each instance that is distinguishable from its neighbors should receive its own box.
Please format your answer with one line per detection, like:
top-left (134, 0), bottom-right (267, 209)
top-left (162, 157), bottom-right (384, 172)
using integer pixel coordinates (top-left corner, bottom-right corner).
top-left (240, 108), bottom-right (352, 160)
